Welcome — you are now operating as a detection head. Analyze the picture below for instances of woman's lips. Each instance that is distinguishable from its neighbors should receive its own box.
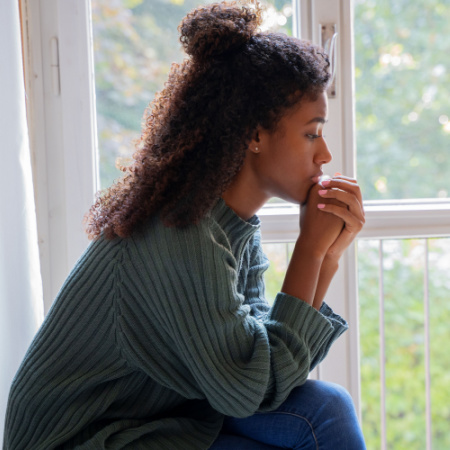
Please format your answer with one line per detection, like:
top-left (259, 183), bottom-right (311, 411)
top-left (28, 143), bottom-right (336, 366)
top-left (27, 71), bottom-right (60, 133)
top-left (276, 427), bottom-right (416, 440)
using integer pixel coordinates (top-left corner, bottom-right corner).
top-left (311, 173), bottom-right (324, 184)
top-left (311, 173), bottom-right (331, 185)
top-left (318, 174), bottom-right (331, 186)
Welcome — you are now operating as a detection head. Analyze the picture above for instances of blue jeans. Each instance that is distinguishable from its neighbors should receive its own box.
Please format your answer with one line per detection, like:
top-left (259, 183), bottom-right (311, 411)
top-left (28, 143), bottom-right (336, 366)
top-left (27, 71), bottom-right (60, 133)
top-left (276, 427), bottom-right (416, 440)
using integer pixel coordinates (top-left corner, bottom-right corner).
top-left (210, 380), bottom-right (366, 449)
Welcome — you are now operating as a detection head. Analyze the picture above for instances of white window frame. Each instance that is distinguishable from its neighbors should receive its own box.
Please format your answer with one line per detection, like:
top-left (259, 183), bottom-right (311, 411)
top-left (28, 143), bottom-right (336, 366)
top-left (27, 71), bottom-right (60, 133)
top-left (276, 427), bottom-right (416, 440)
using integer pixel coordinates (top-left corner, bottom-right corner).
top-left (21, 0), bottom-right (97, 308)
top-left (21, 0), bottom-right (450, 418)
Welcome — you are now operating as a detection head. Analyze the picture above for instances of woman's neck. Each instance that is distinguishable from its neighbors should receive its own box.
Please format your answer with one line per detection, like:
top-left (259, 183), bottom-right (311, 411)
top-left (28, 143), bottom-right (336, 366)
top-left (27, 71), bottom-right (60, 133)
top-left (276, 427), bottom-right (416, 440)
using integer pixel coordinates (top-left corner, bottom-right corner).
top-left (221, 166), bottom-right (269, 220)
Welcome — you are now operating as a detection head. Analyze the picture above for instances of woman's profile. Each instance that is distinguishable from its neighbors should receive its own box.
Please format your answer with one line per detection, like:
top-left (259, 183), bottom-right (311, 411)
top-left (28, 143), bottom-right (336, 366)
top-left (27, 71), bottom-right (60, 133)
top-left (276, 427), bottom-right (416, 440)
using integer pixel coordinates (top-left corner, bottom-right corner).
top-left (4, 1), bottom-right (366, 448)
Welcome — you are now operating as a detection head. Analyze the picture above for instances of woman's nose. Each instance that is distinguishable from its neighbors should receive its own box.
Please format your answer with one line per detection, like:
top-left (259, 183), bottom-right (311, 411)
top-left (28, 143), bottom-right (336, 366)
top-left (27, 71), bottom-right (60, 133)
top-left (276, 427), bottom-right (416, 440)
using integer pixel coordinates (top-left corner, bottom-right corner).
top-left (316, 138), bottom-right (332, 165)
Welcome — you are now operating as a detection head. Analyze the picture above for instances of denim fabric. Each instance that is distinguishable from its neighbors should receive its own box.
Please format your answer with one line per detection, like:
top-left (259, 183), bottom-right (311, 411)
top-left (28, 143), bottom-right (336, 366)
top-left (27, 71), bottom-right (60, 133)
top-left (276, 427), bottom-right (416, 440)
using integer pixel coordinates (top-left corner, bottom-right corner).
top-left (210, 380), bottom-right (366, 449)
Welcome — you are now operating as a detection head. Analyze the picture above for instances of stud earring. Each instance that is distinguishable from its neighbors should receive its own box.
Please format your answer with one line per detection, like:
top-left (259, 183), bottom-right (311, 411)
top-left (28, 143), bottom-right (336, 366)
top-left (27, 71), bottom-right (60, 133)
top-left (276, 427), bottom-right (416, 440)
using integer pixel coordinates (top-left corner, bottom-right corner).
top-left (254, 146), bottom-right (260, 153)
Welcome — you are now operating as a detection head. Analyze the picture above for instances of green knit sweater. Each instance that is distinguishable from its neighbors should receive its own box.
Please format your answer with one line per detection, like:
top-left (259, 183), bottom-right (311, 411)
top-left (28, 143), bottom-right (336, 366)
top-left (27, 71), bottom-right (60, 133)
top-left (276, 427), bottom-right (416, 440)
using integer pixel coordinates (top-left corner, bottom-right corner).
top-left (4, 199), bottom-right (347, 449)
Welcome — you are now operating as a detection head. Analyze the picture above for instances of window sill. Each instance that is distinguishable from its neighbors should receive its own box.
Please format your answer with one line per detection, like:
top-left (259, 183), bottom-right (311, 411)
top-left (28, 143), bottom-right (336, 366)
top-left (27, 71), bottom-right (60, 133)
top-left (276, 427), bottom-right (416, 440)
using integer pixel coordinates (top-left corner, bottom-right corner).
top-left (259, 200), bottom-right (450, 241)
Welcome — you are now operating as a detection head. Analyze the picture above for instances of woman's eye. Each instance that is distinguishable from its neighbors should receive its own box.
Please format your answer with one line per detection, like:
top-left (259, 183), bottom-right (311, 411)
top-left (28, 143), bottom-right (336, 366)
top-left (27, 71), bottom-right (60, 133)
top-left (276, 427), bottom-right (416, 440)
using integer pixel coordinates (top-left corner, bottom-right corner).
top-left (306, 134), bottom-right (322, 140)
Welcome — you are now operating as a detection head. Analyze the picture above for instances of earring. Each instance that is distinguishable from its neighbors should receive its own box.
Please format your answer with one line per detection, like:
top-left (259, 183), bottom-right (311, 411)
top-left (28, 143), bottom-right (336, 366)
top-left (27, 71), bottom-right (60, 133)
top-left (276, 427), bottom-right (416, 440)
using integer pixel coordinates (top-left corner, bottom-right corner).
top-left (254, 146), bottom-right (260, 153)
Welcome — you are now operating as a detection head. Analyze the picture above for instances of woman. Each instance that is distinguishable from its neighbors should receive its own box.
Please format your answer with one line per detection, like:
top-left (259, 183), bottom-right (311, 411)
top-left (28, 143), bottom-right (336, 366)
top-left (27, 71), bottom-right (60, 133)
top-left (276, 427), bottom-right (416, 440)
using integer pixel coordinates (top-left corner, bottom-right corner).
top-left (4, 1), bottom-right (366, 448)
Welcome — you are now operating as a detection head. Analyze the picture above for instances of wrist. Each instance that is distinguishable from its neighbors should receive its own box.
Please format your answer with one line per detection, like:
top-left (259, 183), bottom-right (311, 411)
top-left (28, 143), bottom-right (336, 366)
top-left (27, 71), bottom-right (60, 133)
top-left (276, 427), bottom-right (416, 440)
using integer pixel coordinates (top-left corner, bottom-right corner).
top-left (281, 238), bottom-right (324, 305)
top-left (311, 255), bottom-right (340, 311)
top-left (322, 254), bottom-right (340, 274)
top-left (295, 235), bottom-right (327, 262)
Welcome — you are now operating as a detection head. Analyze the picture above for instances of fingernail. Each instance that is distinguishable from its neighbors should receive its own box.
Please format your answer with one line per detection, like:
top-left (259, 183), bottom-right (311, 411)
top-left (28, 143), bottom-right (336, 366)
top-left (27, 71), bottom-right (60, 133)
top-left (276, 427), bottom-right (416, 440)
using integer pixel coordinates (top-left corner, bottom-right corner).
top-left (317, 204), bottom-right (325, 209)
top-left (321, 180), bottom-right (330, 186)
top-left (318, 190), bottom-right (327, 195)
top-left (334, 172), bottom-right (342, 176)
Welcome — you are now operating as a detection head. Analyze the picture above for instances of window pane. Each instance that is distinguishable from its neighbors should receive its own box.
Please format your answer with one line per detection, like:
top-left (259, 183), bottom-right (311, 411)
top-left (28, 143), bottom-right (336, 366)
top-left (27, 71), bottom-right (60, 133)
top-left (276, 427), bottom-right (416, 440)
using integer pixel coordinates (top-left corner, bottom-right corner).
top-left (261, 242), bottom-right (295, 304)
top-left (354, 1), bottom-right (450, 201)
top-left (428, 238), bottom-right (450, 448)
top-left (357, 240), bottom-right (382, 448)
top-left (358, 237), bottom-right (450, 449)
top-left (91, 0), bottom-right (294, 190)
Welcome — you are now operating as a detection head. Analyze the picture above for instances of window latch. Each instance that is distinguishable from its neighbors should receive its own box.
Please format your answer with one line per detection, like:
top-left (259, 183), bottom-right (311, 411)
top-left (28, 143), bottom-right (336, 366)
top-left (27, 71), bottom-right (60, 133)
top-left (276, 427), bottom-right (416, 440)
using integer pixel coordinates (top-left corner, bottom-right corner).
top-left (321, 24), bottom-right (338, 98)
top-left (50, 37), bottom-right (60, 96)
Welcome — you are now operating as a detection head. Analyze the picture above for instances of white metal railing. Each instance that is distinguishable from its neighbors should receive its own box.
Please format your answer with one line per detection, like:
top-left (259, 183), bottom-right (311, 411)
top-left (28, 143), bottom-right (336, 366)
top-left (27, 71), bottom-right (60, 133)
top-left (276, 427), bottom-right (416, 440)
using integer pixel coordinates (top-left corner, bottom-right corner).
top-left (424, 240), bottom-right (432, 450)
top-left (377, 238), bottom-right (437, 450)
top-left (263, 236), bottom-right (449, 450)
top-left (378, 240), bottom-right (387, 449)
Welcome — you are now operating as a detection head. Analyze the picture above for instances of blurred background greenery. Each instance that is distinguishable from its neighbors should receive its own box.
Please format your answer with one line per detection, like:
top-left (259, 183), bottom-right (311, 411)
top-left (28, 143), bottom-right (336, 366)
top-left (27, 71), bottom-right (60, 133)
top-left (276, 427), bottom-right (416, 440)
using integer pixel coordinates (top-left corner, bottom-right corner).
top-left (91, 0), bottom-right (292, 189)
top-left (354, 0), bottom-right (450, 201)
top-left (91, 0), bottom-right (450, 448)
top-left (263, 238), bottom-right (450, 449)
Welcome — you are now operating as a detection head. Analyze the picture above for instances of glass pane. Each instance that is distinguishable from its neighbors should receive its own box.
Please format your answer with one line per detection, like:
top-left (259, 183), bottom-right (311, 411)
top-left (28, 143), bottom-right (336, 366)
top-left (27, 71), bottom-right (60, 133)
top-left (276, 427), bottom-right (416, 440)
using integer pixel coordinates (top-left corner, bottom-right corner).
top-left (358, 237), bottom-right (450, 449)
top-left (261, 242), bottom-right (295, 305)
top-left (91, 0), bottom-right (294, 190)
top-left (357, 240), bottom-right (382, 448)
top-left (383, 239), bottom-right (426, 448)
top-left (354, 1), bottom-right (450, 201)
top-left (428, 238), bottom-right (450, 448)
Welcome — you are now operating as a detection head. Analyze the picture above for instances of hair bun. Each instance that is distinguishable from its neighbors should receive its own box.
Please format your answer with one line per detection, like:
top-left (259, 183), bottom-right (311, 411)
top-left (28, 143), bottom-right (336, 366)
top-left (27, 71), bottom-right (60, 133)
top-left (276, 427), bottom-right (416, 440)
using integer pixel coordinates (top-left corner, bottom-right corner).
top-left (179, 1), bottom-right (262, 62)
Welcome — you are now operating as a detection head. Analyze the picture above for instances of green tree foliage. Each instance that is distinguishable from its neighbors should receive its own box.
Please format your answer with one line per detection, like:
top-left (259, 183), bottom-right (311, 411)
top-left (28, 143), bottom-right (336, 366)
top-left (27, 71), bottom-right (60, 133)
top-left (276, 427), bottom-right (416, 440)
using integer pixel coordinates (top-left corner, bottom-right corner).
top-left (262, 242), bottom-right (295, 305)
top-left (92, 0), bottom-right (292, 189)
top-left (358, 238), bottom-right (450, 448)
top-left (265, 238), bottom-right (450, 449)
top-left (354, 0), bottom-right (450, 200)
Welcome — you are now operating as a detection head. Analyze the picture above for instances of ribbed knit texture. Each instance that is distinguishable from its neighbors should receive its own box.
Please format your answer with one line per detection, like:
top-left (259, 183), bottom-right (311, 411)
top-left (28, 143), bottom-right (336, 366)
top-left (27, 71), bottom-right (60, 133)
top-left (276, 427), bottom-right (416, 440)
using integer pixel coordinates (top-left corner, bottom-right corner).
top-left (3, 199), bottom-right (348, 449)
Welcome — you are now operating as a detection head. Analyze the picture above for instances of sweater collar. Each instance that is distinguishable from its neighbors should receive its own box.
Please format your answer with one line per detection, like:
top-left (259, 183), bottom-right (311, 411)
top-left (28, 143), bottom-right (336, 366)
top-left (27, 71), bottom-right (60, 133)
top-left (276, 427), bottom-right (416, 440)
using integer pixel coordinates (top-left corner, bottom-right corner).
top-left (211, 198), bottom-right (260, 244)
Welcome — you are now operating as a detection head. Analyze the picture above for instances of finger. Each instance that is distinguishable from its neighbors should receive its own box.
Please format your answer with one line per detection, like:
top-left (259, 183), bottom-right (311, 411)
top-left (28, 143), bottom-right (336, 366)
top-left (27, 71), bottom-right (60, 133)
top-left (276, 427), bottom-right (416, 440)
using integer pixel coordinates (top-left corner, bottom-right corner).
top-left (319, 188), bottom-right (361, 209)
top-left (321, 178), bottom-right (360, 190)
top-left (333, 173), bottom-right (357, 184)
top-left (322, 197), bottom-right (347, 208)
top-left (317, 203), bottom-right (365, 234)
top-left (320, 179), bottom-right (363, 207)
top-left (318, 188), bottom-right (364, 218)
top-left (327, 229), bottom-right (356, 258)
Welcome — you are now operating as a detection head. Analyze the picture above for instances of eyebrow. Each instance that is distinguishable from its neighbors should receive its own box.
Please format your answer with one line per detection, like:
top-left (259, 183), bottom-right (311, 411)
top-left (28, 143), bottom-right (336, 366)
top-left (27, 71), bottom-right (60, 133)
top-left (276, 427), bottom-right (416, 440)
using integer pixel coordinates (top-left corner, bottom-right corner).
top-left (306, 117), bottom-right (328, 125)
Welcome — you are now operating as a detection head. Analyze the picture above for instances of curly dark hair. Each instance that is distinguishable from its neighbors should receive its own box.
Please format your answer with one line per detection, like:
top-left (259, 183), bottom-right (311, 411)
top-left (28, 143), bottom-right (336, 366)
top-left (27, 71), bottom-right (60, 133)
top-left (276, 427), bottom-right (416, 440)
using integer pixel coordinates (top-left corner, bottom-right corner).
top-left (85, 1), bottom-right (330, 239)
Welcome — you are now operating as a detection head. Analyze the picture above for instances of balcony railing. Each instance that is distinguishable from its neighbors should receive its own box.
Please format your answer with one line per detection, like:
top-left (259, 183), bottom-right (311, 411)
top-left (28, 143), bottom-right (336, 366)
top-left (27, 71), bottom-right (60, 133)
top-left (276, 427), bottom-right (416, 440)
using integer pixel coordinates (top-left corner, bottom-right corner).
top-left (261, 236), bottom-right (450, 450)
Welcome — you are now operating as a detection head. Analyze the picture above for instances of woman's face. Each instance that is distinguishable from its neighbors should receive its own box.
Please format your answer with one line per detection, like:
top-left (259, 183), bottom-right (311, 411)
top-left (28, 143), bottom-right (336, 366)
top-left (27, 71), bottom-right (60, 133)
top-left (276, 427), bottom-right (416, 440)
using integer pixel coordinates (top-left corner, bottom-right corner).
top-left (251, 91), bottom-right (332, 205)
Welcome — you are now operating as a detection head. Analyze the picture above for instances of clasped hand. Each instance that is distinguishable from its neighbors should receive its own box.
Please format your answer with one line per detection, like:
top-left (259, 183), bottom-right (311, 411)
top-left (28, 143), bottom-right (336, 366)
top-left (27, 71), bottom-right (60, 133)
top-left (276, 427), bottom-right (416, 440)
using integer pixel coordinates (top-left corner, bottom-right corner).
top-left (300, 174), bottom-right (365, 261)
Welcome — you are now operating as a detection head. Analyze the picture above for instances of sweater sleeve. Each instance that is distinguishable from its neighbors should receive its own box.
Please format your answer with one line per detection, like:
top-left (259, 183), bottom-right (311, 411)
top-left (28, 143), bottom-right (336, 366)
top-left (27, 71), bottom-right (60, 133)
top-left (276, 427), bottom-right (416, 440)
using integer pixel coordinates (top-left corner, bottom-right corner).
top-left (115, 218), bottom-right (345, 418)
top-left (243, 232), bottom-right (348, 363)
top-left (242, 231), bottom-right (271, 319)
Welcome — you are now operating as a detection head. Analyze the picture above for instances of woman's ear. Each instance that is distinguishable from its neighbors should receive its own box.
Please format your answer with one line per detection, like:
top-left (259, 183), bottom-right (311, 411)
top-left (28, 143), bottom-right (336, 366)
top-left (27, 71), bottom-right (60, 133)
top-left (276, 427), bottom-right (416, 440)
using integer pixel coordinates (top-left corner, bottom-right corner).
top-left (249, 130), bottom-right (262, 154)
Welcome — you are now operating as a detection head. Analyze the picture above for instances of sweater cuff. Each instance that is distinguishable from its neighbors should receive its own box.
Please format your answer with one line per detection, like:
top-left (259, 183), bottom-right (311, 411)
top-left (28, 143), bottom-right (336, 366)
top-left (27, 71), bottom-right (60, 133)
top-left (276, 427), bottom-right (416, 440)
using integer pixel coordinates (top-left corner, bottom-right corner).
top-left (320, 301), bottom-right (348, 327)
top-left (268, 292), bottom-right (335, 356)
top-left (319, 301), bottom-right (349, 342)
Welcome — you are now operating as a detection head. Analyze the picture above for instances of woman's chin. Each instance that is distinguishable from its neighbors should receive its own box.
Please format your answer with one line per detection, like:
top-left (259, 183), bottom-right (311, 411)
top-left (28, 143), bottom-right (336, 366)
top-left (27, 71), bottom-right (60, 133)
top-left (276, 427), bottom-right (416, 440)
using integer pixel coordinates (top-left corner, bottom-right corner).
top-left (278, 193), bottom-right (305, 206)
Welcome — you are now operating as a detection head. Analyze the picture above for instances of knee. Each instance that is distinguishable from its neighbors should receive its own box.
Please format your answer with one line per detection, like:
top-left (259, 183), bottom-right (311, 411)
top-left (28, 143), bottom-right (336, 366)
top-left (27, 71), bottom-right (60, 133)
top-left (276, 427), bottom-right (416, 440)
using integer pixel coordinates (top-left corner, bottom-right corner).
top-left (289, 380), bottom-right (357, 424)
top-left (269, 381), bottom-right (365, 449)
top-left (322, 381), bottom-right (354, 408)
top-left (313, 381), bottom-right (366, 448)
top-left (312, 381), bottom-right (356, 416)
